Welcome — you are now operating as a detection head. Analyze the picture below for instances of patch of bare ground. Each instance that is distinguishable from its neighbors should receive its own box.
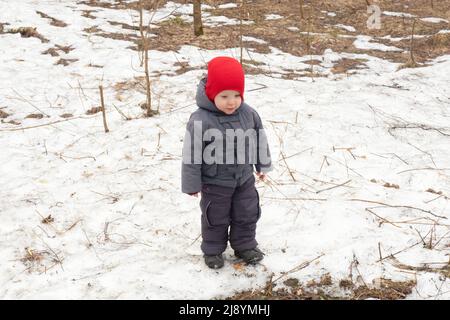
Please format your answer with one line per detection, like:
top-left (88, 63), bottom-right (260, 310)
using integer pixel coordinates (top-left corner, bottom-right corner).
top-left (96, 31), bottom-right (140, 42)
top-left (108, 20), bottom-right (140, 31)
top-left (2, 119), bottom-right (21, 125)
top-left (128, 18), bottom-right (243, 53)
top-left (173, 61), bottom-right (199, 74)
top-left (83, 26), bottom-right (102, 33)
top-left (78, 0), bottom-right (169, 11)
top-left (179, 1), bottom-right (450, 69)
top-left (25, 113), bottom-right (44, 119)
top-left (227, 274), bottom-right (417, 300)
top-left (396, 32), bottom-right (450, 65)
top-left (212, 1), bottom-right (448, 63)
top-left (36, 11), bottom-right (68, 27)
top-left (86, 106), bottom-right (103, 115)
top-left (0, 22), bottom-right (9, 33)
top-left (331, 58), bottom-right (368, 74)
top-left (81, 10), bottom-right (97, 19)
top-left (4, 27), bottom-right (49, 43)
top-left (77, 0), bottom-right (449, 74)
top-left (42, 44), bottom-right (75, 57)
top-left (20, 247), bottom-right (63, 273)
top-left (0, 109), bottom-right (9, 119)
top-left (55, 58), bottom-right (79, 66)
top-left (388, 256), bottom-right (450, 278)
top-left (351, 278), bottom-right (417, 300)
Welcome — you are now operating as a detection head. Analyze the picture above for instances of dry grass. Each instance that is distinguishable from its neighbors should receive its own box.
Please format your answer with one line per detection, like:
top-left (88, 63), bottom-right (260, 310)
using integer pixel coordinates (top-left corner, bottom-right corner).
top-left (25, 113), bottom-right (44, 119)
top-left (55, 58), bottom-right (79, 66)
top-left (0, 22), bottom-right (8, 33)
top-left (351, 279), bottom-right (417, 300)
top-left (331, 58), bottom-right (368, 74)
top-left (83, 26), bottom-right (102, 33)
top-left (20, 247), bottom-right (62, 273)
top-left (41, 215), bottom-right (55, 224)
top-left (5, 27), bottom-right (49, 43)
top-left (36, 11), bottom-right (68, 27)
top-left (42, 47), bottom-right (60, 57)
top-left (0, 109), bottom-right (9, 119)
top-left (81, 10), bottom-right (97, 19)
top-left (86, 106), bottom-right (103, 115)
top-left (389, 256), bottom-right (450, 278)
top-left (21, 247), bottom-right (46, 264)
top-left (227, 274), bottom-right (417, 300)
top-left (79, 0), bottom-right (168, 11)
top-left (72, 0), bottom-right (450, 72)
top-left (383, 182), bottom-right (400, 189)
top-left (42, 44), bottom-right (75, 57)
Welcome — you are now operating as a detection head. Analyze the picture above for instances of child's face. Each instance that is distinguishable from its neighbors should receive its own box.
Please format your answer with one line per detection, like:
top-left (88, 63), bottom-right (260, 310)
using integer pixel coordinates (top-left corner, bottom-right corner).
top-left (214, 90), bottom-right (242, 115)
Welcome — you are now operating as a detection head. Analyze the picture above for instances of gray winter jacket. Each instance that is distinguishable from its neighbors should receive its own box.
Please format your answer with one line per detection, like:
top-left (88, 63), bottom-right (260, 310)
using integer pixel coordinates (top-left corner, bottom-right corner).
top-left (181, 78), bottom-right (272, 194)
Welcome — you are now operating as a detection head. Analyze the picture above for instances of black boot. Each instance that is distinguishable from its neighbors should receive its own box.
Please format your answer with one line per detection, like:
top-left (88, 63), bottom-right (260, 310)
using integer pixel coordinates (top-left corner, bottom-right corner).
top-left (204, 254), bottom-right (224, 269)
top-left (234, 247), bottom-right (264, 264)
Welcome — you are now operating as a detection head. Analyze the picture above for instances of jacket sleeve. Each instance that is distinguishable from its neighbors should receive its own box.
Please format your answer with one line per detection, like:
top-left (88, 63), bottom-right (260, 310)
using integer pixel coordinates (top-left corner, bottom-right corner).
top-left (254, 111), bottom-right (273, 173)
top-left (181, 115), bottom-right (203, 194)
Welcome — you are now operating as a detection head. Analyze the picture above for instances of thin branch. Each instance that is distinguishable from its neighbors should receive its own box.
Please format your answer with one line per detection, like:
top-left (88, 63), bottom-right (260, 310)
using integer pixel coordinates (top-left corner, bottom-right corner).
top-left (397, 167), bottom-right (450, 174)
top-left (272, 254), bottom-right (324, 284)
top-left (348, 198), bottom-right (447, 219)
top-left (11, 89), bottom-right (50, 117)
top-left (99, 85), bottom-right (109, 133)
top-left (0, 115), bottom-right (89, 132)
top-left (316, 179), bottom-right (351, 194)
top-left (390, 124), bottom-right (450, 137)
top-left (365, 208), bottom-right (402, 228)
top-left (112, 103), bottom-right (131, 120)
top-left (280, 151), bottom-right (296, 182)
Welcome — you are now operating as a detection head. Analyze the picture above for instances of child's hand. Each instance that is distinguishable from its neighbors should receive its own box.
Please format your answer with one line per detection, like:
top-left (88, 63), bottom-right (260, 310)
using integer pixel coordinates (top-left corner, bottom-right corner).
top-left (188, 192), bottom-right (199, 197)
top-left (256, 172), bottom-right (266, 181)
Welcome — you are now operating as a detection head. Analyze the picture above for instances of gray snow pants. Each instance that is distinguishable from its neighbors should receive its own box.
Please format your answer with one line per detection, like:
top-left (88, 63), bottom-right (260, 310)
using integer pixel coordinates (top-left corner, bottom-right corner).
top-left (200, 175), bottom-right (261, 255)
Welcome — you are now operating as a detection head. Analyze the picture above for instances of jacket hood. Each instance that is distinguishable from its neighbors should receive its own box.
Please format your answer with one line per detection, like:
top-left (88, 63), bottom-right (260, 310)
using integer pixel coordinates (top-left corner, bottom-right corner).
top-left (195, 77), bottom-right (242, 115)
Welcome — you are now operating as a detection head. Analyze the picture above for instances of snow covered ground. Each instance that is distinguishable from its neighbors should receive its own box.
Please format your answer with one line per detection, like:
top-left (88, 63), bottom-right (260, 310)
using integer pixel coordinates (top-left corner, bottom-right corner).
top-left (1, 1), bottom-right (450, 299)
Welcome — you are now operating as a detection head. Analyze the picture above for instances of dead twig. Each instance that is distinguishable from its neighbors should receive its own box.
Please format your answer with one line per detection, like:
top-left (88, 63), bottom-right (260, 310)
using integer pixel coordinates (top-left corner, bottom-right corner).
top-left (11, 89), bottom-right (50, 117)
top-left (365, 208), bottom-right (402, 228)
top-left (0, 115), bottom-right (91, 132)
top-left (378, 242), bottom-right (383, 261)
top-left (32, 231), bottom-right (64, 271)
top-left (390, 124), bottom-right (450, 137)
top-left (280, 151), bottom-right (296, 182)
top-left (262, 196), bottom-right (327, 201)
top-left (112, 103), bottom-right (131, 120)
top-left (348, 198), bottom-right (447, 220)
top-left (397, 167), bottom-right (450, 174)
top-left (272, 254), bottom-right (324, 284)
top-left (377, 241), bottom-right (423, 263)
top-left (99, 85), bottom-right (109, 133)
top-left (103, 222), bottom-right (111, 242)
top-left (319, 155), bottom-right (329, 173)
top-left (316, 179), bottom-right (351, 194)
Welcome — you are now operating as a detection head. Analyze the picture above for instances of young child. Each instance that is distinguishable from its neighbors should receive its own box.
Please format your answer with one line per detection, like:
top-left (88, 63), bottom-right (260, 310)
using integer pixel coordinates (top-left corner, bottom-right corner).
top-left (182, 56), bottom-right (272, 269)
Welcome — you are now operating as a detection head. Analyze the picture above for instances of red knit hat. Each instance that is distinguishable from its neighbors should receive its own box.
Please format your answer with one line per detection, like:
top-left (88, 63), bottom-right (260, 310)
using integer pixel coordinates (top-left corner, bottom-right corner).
top-left (205, 56), bottom-right (245, 102)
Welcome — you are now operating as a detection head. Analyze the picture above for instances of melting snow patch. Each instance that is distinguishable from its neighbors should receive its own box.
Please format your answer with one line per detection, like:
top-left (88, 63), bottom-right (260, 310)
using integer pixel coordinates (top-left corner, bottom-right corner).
top-left (242, 36), bottom-right (267, 44)
top-left (353, 35), bottom-right (403, 52)
top-left (421, 17), bottom-right (449, 23)
top-left (383, 11), bottom-right (416, 18)
top-left (335, 24), bottom-right (356, 32)
top-left (265, 14), bottom-right (283, 21)
top-left (218, 3), bottom-right (238, 9)
top-left (204, 15), bottom-right (253, 27)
